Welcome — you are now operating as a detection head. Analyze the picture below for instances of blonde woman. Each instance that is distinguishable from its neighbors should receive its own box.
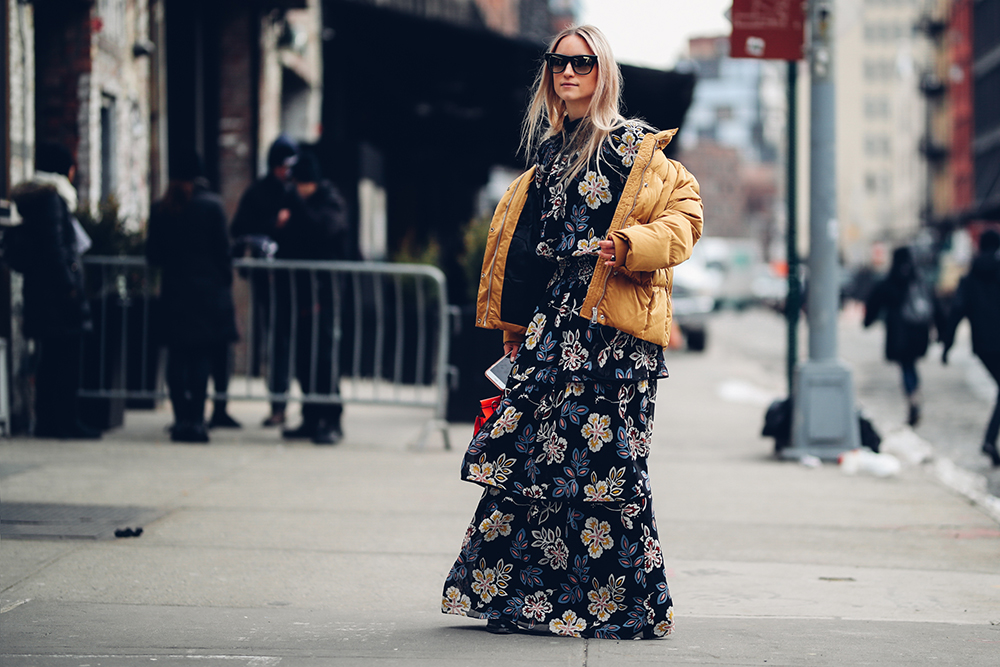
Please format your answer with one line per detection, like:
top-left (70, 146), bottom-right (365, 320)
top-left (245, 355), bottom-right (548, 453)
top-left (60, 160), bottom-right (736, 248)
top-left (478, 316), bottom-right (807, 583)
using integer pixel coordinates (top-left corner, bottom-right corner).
top-left (442, 25), bottom-right (703, 638)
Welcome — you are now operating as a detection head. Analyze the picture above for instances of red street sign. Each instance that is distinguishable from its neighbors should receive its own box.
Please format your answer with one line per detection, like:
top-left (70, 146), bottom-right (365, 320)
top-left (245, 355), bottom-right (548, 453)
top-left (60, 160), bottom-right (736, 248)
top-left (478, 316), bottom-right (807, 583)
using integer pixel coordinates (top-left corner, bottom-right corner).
top-left (730, 0), bottom-right (805, 61)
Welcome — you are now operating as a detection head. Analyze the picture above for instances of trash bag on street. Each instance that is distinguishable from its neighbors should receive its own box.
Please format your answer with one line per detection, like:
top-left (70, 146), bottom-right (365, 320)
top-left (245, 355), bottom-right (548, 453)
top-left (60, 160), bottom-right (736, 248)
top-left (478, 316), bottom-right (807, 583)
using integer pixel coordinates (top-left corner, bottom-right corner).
top-left (761, 397), bottom-right (882, 455)
top-left (762, 398), bottom-right (792, 453)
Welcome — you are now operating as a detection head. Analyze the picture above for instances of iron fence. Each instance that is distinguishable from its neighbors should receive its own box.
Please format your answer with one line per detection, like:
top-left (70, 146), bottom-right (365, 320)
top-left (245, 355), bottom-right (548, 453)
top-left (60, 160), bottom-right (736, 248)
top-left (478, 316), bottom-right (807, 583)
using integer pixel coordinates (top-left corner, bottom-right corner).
top-left (79, 256), bottom-right (451, 448)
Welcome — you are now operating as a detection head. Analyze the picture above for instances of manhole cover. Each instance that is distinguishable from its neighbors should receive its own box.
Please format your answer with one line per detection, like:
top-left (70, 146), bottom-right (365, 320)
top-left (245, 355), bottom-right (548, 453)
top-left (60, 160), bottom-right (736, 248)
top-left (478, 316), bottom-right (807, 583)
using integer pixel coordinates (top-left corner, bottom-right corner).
top-left (0, 502), bottom-right (165, 540)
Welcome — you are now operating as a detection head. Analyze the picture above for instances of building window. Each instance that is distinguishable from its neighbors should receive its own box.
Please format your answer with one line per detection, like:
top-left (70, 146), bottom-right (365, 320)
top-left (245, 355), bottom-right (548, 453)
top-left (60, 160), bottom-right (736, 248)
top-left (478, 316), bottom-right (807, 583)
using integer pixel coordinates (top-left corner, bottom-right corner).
top-left (864, 22), bottom-right (907, 43)
top-left (864, 135), bottom-right (892, 157)
top-left (864, 96), bottom-right (891, 119)
top-left (865, 172), bottom-right (893, 194)
top-left (864, 59), bottom-right (895, 81)
top-left (101, 94), bottom-right (117, 202)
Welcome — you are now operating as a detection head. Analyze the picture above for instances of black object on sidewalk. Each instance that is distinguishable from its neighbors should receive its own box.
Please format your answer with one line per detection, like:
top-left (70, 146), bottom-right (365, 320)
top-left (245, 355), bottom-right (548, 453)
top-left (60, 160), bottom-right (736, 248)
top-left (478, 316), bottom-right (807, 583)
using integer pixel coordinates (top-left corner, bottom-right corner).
top-left (762, 398), bottom-right (881, 454)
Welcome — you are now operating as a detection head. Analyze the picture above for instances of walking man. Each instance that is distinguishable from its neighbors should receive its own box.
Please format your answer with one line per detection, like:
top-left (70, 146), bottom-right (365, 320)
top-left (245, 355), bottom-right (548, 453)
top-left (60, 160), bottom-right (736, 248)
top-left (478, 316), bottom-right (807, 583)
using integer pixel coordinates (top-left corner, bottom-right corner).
top-left (941, 229), bottom-right (1000, 467)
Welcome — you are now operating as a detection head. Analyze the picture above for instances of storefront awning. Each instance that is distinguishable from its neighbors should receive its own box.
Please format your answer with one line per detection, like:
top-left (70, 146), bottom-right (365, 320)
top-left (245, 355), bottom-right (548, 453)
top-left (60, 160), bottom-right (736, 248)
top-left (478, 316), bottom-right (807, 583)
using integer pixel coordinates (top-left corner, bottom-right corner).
top-left (320, 1), bottom-right (696, 261)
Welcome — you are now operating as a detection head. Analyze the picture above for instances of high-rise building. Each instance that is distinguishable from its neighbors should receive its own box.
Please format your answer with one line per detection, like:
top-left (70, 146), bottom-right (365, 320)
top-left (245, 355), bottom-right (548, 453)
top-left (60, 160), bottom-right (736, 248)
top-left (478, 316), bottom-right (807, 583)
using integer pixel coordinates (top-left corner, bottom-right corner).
top-left (835, 0), bottom-right (930, 268)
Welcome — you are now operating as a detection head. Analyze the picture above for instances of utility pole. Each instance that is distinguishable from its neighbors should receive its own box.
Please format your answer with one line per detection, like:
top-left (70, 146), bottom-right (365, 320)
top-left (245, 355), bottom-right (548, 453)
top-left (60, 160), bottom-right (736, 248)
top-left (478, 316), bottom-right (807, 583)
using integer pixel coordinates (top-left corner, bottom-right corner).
top-left (785, 60), bottom-right (800, 395)
top-left (785, 0), bottom-right (861, 459)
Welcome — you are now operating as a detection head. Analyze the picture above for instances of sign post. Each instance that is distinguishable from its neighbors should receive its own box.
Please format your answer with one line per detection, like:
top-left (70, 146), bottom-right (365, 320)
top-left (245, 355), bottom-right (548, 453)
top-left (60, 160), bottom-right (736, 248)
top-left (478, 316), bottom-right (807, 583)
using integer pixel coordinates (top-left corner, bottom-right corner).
top-left (787, 2), bottom-right (861, 459)
top-left (729, 0), bottom-right (805, 395)
top-left (730, 0), bottom-right (806, 61)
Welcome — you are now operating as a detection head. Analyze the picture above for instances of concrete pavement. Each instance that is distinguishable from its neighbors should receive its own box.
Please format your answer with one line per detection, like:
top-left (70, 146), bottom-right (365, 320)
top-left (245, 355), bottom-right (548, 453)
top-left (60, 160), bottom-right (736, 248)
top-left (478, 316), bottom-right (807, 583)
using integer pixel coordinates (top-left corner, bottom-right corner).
top-left (2, 309), bottom-right (999, 665)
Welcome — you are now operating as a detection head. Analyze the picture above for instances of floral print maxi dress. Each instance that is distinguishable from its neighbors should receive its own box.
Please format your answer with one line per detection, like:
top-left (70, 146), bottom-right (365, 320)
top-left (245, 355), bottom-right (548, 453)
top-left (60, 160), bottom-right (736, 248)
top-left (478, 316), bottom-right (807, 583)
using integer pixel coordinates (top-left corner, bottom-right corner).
top-left (442, 120), bottom-right (674, 639)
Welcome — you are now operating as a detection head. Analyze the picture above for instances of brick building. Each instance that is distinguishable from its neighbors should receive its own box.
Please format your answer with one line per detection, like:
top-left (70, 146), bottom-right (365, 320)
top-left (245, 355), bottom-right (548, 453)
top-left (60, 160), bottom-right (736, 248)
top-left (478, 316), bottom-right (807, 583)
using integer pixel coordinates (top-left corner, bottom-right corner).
top-left (2, 0), bottom-right (323, 432)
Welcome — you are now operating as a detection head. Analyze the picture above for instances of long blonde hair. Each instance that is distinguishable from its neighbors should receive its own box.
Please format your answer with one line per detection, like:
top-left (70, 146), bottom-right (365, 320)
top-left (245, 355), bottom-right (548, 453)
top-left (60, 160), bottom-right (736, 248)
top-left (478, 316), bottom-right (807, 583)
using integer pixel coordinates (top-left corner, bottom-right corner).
top-left (521, 25), bottom-right (635, 184)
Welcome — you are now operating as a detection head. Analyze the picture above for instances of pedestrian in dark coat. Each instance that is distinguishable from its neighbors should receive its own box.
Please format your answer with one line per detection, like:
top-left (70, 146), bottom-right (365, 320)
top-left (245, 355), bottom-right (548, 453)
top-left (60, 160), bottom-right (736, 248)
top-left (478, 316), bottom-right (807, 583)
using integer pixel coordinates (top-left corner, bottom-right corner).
top-left (864, 246), bottom-right (934, 426)
top-left (940, 229), bottom-right (1000, 466)
top-left (231, 134), bottom-right (299, 427)
top-left (7, 142), bottom-right (98, 439)
top-left (146, 151), bottom-right (238, 443)
top-left (276, 150), bottom-right (354, 445)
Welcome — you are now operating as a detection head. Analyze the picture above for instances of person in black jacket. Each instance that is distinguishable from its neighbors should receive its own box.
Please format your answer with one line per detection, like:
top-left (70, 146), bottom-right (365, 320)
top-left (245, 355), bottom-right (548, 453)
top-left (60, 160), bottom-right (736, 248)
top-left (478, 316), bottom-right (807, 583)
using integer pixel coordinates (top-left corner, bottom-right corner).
top-left (7, 142), bottom-right (98, 439)
top-left (146, 152), bottom-right (238, 443)
top-left (864, 246), bottom-right (934, 427)
top-left (940, 229), bottom-right (1000, 466)
top-left (231, 134), bottom-right (299, 427)
top-left (276, 150), bottom-right (354, 445)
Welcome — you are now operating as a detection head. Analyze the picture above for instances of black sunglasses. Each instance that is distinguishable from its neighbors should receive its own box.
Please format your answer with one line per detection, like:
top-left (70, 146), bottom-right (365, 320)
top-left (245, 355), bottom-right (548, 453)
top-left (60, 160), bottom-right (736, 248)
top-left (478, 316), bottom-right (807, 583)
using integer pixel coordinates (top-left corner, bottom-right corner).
top-left (544, 53), bottom-right (598, 75)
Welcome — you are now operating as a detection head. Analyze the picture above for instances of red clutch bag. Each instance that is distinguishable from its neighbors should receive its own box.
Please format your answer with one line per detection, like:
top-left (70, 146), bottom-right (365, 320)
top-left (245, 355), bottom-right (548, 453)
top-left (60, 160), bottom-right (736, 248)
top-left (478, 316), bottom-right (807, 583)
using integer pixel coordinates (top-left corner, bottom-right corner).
top-left (473, 395), bottom-right (503, 436)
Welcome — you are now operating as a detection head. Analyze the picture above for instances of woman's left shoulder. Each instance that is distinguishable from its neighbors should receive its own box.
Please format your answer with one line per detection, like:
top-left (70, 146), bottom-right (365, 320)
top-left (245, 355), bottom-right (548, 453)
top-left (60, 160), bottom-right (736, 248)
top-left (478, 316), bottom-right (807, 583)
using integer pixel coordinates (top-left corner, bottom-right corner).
top-left (610, 118), bottom-right (654, 140)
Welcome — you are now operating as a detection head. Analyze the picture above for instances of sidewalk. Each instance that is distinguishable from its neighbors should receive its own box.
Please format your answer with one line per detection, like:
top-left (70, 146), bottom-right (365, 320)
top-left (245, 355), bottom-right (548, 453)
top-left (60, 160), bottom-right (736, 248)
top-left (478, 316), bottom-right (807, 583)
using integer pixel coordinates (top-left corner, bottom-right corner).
top-left (2, 326), bottom-right (999, 666)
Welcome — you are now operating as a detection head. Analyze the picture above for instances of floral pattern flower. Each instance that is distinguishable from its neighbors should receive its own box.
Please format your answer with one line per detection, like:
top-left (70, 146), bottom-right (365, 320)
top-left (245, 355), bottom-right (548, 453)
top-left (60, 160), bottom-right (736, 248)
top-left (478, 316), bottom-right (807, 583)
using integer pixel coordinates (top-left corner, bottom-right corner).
top-left (560, 330), bottom-right (589, 371)
top-left (442, 586), bottom-right (472, 614)
top-left (578, 171), bottom-right (612, 209)
top-left (521, 590), bottom-right (553, 622)
top-left (490, 406), bottom-right (522, 439)
top-left (587, 584), bottom-right (617, 621)
top-left (581, 413), bottom-right (613, 452)
top-left (581, 517), bottom-right (614, 558)
top-left (611, 126), bottom-right (645, 166)
top-left (479, 510), bottom-right (514, 541)
top-left (525, 313), bottom-right (546, 349)
top-left (550, 610), bottom-right (587, 636)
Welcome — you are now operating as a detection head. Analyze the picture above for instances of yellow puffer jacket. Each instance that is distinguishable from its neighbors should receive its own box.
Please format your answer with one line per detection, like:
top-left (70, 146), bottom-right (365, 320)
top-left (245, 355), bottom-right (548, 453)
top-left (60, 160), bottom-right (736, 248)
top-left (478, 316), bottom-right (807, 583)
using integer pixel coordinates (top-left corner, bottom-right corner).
top-left (475, 128), bottom-right (703, 347)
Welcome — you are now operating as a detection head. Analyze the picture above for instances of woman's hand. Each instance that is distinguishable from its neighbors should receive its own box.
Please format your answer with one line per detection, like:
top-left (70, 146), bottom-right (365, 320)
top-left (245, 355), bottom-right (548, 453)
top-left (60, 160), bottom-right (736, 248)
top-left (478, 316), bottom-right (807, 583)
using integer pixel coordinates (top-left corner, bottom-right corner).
top-left (504, 342), bottom-right (520, 360)
top-left (598, 239), bottom-right (618, 267)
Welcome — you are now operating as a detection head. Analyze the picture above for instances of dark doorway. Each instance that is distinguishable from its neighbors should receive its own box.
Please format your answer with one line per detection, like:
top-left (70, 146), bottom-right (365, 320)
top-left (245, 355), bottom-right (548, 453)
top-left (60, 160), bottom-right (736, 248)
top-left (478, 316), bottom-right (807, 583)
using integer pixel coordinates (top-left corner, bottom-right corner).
top-left (164, 0), bottom-right (222, 188)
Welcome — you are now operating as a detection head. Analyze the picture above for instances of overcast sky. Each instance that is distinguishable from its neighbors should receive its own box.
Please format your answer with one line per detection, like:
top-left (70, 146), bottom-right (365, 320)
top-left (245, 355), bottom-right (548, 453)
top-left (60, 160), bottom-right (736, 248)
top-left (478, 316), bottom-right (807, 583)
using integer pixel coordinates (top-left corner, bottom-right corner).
top-left (578, 0), bottom-right (733, 70)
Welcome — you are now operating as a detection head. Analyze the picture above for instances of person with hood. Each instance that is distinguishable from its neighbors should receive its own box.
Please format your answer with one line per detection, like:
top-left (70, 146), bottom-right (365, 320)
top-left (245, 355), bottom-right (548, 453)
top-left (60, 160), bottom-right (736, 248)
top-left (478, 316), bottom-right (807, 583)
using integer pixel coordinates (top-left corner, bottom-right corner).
top-left (231, 134), bottom-right (299, 428)
top-left (7, 142), bottom-right (98, 439)
top-left (275, 150), bottom-right (354, 445)
top-left (940, 229), bottom-right (1000, 467)
top-left (441, 25), bottom-right (702, 638)
top-left (864, 246), bottom-right (934, 427)
top-left (146, 151), bottom-right (238, 443)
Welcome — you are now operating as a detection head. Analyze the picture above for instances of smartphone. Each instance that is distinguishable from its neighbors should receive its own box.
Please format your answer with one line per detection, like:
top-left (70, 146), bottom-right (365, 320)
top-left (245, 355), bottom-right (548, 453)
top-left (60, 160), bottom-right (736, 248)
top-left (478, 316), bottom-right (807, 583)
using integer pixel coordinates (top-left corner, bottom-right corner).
top-left (484, 354), bottom-right (515, 390)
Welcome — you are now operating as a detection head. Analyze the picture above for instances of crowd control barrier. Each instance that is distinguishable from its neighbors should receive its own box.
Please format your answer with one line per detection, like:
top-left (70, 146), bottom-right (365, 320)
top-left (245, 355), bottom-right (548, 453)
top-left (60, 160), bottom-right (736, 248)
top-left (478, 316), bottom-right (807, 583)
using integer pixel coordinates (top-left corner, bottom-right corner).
top-left (79, 256), bottom-right (452, 449)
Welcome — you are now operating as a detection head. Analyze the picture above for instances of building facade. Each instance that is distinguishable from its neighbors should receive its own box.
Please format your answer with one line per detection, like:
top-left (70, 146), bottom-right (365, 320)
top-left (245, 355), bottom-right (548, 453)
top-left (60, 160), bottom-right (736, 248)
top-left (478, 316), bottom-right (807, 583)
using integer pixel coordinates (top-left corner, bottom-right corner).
top-left (1, 0), bottom-right (324, 433)
top-left (834, 0), bottom-right (930, 268)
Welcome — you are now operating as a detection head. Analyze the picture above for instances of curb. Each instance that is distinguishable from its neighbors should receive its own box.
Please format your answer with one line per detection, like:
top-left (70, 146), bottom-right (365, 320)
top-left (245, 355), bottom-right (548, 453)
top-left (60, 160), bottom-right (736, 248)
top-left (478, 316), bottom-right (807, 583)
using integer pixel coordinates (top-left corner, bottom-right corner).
top-left (930, 457), bottom-right (1000, 526)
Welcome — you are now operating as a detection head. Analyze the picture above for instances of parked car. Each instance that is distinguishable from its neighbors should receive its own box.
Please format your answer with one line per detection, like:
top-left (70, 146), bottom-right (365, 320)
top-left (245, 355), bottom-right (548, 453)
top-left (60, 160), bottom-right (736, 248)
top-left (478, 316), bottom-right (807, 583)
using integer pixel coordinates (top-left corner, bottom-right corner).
top-left (671, 281), bottom-right (715, 351)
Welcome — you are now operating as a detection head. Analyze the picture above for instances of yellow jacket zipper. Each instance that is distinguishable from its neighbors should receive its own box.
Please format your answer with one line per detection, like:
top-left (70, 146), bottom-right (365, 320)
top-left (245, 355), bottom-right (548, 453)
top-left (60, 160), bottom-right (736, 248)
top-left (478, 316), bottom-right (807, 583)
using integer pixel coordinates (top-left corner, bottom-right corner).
top-left (590, 144), bottom-right (658, 323)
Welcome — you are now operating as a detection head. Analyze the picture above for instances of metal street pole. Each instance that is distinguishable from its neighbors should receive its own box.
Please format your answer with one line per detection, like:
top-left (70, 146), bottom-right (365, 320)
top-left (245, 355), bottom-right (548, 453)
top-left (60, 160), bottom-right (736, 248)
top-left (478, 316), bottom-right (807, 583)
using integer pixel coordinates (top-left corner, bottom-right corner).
top-left (786, 0), bottom-right (860, 459)
top-left (786, 60), bottom-right (800, 395)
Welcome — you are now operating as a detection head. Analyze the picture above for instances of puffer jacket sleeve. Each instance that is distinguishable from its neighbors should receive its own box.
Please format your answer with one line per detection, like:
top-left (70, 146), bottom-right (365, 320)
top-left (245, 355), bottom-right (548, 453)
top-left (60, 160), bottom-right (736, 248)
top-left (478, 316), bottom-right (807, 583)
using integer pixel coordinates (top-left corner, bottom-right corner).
top-left (611, 156), bottom-right (702, 272)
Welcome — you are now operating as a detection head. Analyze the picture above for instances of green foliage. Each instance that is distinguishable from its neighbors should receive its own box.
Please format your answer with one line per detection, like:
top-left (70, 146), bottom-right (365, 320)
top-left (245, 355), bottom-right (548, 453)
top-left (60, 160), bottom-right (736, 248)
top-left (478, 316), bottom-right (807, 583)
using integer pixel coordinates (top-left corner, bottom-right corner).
top-left (75, 196), bottom-right (145, 256)
top-left (392, 230), bottom-right (441, 266)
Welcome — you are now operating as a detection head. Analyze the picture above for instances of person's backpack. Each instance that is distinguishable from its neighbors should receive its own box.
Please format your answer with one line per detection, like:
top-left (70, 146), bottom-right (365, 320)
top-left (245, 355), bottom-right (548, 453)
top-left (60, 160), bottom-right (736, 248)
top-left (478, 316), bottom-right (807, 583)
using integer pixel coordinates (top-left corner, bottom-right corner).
top-left (900, 280), bottom-right (933, 325)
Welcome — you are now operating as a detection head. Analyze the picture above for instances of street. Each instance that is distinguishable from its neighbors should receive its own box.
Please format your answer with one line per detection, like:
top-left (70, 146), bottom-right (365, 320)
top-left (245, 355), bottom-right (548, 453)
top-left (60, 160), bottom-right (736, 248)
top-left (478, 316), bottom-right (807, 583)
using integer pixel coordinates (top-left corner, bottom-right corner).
top-left (1, 307), bottom-right (999, 666)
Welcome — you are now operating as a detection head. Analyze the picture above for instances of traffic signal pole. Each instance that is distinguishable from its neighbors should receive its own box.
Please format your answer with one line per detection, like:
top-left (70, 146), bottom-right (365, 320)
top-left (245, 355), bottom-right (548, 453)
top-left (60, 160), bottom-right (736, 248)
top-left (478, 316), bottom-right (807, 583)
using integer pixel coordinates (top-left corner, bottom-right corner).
top-left (785, 1), bottom-right (861, 459)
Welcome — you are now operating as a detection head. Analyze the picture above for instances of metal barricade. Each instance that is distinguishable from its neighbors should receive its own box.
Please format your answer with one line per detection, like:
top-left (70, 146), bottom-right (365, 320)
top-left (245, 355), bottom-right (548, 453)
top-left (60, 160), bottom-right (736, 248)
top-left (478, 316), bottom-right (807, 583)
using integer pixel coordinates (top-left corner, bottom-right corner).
top-left (79, 256), bottom-right (451, 449)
